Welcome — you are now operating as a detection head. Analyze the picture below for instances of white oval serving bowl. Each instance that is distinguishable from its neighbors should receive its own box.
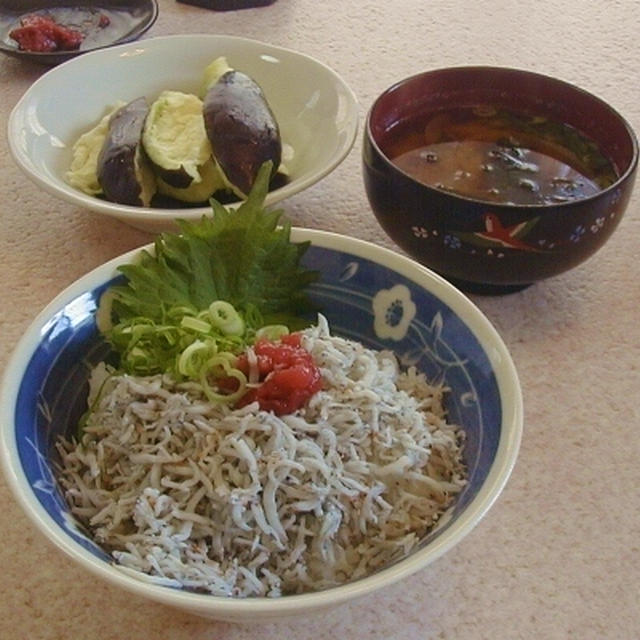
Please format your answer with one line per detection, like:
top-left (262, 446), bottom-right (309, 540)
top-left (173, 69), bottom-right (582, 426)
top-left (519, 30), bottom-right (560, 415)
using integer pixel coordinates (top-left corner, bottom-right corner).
top-left (7, 34), bottom-right (359, 233)
top-left (0, 229), bottom-right (522, 621)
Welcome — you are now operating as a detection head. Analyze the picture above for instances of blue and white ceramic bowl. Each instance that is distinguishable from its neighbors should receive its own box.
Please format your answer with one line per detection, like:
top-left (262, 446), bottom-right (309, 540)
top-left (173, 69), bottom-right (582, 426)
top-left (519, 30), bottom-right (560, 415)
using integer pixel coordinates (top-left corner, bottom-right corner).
top-left (0, 229), bottom-right (522, 621)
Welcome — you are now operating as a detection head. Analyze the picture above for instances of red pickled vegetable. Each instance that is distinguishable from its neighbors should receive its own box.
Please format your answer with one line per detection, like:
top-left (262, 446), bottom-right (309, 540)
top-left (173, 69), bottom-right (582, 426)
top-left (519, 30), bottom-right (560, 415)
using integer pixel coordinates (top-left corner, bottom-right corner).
top-left (228, 333), bottom-right (322, 415)
top-left (9, 14), bottom-right (84, 53)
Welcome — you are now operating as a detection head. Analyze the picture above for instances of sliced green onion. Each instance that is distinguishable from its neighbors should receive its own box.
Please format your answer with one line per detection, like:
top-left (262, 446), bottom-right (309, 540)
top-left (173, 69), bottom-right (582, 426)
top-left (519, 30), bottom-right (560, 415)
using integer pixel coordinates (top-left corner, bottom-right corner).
top-left (95, 289), bottom-right (116, 333)
top-left (77, 369), bottom-right (114, 436)
top-left (206, 352), bottom-right (240, 376)
top-left (166, 305), bottom-right (199, 320)
top-left (104, 301), bottom-right (259, 381)
top-left (177, 339), bottom-right (216, 378)
top-left (208, 301), bottom-right (245, 336)
top-left (199, 353), bottom-right (247, 404)
top-left (255, 324), bottom-right (290, 341)
top-left (243, 303), bottom-right (264, 329)
top-left (180, 316), bottom-right (212, 333)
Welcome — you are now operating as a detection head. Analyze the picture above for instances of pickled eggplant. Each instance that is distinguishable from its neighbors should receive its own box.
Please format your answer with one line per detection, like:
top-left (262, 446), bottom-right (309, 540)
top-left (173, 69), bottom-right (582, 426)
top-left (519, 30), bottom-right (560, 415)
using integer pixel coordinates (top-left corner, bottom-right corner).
top-left (199, 56), bottom-right (233, 99)
top-left (203, 69), bottom-right (282, 195)
top-left (66, 101), bottom-right (125, 196)
top-left (67, 57), bottom-right (286, 208)
top-left (142, 91), bottom-right (214, 189)
top-left (97, 97), bottom-right (156, 207)
top-left (156, 157), bottom-right (226, 203)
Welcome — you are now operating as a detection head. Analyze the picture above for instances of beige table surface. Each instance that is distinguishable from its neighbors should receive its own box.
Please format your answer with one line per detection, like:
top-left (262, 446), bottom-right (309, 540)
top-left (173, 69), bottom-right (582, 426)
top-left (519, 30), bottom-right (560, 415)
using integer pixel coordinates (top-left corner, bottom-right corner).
top-left (1, 1), bottom-right (639, 638)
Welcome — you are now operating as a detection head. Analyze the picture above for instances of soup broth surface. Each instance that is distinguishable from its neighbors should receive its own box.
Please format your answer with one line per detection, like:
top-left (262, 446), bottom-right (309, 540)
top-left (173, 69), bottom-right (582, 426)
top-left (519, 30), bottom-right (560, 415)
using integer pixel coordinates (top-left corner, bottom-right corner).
top-left (387, 106), bottom-right (617, 205)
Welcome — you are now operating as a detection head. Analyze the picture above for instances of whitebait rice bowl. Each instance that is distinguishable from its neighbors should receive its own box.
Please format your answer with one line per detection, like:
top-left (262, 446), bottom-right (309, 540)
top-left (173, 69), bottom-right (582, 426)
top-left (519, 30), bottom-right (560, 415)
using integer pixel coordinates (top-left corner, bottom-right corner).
top-left (55, 316), bottom-right (466, 597)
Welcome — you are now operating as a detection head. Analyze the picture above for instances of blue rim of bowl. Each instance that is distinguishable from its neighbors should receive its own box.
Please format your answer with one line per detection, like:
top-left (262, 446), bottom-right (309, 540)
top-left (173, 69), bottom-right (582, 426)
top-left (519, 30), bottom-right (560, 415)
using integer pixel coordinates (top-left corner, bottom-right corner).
top-left (0, 229), bottom-right (523, 616)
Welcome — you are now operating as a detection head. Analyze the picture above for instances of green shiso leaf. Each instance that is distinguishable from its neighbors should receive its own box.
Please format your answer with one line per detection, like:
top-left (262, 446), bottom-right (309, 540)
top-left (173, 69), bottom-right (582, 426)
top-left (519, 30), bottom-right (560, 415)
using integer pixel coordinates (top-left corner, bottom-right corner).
top-left (102, 162), bottom-right (319, 376)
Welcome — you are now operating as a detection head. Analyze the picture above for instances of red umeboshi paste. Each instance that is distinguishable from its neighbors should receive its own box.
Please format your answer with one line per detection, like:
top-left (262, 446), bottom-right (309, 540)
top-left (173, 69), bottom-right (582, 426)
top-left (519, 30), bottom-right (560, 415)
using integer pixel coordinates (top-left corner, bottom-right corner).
top-left (9, 14), bottom-right (84, 53)
top-left (233, 333), bottom-right (322, 415)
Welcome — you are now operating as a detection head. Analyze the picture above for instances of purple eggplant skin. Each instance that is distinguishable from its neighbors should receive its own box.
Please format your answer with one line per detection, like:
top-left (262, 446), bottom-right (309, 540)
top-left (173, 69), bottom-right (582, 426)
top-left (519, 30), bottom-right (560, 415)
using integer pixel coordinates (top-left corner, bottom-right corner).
top-left (203, 70), bottom-right (281, 195)
top-left (97, 97), bottom-right (153, 206)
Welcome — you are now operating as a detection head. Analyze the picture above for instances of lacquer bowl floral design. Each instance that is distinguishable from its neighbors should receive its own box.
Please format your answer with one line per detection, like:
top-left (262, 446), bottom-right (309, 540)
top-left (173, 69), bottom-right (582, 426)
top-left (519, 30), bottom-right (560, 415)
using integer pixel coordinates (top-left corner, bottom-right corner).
top-left (0, 229), bottom-right (522, 621)
top-left (363, 66), bottom-right (638, 294)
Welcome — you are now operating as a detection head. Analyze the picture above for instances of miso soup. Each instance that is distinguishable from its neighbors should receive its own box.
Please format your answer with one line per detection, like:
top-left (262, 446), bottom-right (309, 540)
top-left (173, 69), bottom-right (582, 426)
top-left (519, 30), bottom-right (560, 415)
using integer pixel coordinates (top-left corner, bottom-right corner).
top-left (387, 106), bottom-right (618, 205)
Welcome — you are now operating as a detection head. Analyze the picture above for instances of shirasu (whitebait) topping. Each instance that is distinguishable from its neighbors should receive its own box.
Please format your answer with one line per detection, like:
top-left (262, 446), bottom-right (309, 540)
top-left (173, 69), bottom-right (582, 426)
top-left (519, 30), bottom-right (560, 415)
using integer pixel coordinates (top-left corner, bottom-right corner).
top-left (56, 316), bottom-right (466, 597)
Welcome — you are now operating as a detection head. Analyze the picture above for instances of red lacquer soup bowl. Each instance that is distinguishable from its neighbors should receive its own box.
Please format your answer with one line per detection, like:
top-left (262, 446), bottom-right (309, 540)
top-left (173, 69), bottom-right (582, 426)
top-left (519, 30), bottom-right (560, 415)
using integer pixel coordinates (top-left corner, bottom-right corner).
top-left (363, 66), bottom-right (638, 294)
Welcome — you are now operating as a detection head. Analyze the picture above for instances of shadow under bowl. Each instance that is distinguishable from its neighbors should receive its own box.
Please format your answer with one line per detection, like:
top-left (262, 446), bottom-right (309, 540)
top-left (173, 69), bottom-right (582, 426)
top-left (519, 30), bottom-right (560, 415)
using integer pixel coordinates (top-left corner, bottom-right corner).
top-left (363, 66), bottom-right (638, 295)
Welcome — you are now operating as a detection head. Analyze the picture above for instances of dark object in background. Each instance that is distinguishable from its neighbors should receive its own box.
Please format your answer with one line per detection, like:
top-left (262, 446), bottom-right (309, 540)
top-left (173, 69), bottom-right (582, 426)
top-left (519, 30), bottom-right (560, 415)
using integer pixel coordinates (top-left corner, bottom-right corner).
top-left (177, 0), bottom-right (275, 9)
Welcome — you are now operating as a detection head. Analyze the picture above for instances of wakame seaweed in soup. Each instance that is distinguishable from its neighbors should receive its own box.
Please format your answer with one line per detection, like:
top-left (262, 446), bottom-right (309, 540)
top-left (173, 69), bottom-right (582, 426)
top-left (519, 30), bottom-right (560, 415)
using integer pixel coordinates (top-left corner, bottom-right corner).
top-left (387, 105), bottom-right (618, 205)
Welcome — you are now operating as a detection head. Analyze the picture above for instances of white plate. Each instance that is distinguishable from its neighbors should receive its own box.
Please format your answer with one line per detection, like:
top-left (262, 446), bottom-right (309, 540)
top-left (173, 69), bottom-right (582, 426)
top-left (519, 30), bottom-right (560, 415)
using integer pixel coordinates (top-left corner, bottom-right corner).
top-left (8, 34), bottom-right (359, 232)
